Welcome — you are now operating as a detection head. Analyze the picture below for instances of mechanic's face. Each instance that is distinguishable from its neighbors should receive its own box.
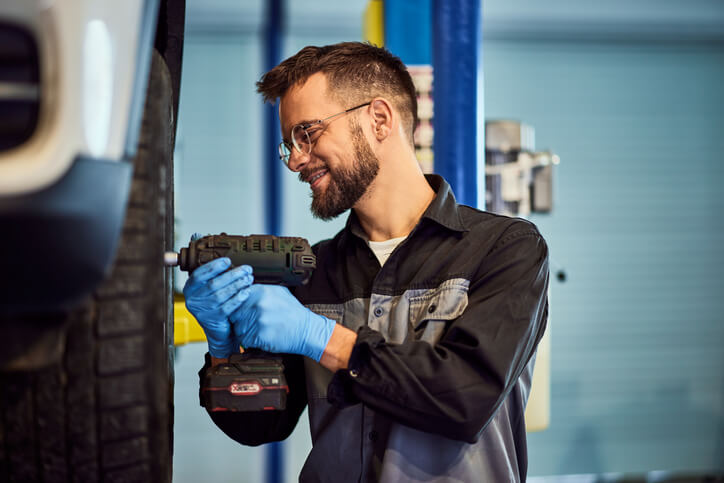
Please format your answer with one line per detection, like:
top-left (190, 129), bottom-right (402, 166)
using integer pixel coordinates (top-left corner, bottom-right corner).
top-left (279, 73), bottom-right (379, 220)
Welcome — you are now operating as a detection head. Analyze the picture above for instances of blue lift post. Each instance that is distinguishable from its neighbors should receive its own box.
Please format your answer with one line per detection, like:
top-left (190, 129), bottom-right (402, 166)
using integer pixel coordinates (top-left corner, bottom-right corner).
top-left (384, 0), bottom-right (432, 65)
top-left (264, 0), bottom-right (282, 237)
top-left (385, 0), bottom-right (483, 208)
top-left (432, 0), bottom-right (483, 208)
top-left (263, 1), bottom-right (283, 483)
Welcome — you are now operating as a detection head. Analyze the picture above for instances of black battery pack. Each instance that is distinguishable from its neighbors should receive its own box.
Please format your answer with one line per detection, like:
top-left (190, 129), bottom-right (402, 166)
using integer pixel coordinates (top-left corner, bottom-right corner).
top-left (200, 351), bottom-right (288, 412)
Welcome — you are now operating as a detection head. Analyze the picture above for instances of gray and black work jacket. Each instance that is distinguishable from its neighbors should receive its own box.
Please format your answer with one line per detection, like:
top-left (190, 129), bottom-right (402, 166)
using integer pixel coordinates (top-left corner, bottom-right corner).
top-left (204, 175), bottom-right (549, 482)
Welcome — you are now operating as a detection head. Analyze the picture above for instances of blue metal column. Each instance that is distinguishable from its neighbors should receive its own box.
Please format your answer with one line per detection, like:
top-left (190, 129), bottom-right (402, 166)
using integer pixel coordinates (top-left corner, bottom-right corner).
top-left (384, 0), bottom-right (483, 208)
top-left (263, 2), bottom-right (283, 483)
top-left (384, 0), bottom-right (432, 65)
top-left (432, 0), bottom-right (483, 208)
top-left (264, 0), bottom-right (282, 236)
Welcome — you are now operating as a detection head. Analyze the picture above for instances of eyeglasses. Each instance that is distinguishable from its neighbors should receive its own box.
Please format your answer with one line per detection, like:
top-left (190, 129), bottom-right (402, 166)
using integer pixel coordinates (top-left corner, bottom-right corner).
top-left (278, 102), bottom-right (370, 165)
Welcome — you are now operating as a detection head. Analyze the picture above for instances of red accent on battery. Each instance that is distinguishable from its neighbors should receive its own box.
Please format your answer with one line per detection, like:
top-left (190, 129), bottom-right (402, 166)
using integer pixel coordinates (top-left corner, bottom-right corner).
top-left (203, 385), bottom-right (289, 395)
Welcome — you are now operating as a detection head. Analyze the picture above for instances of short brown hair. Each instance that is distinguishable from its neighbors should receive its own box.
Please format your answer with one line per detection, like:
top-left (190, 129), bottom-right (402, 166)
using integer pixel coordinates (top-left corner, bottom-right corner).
top-left (256, 42), bottom-right (418, 145)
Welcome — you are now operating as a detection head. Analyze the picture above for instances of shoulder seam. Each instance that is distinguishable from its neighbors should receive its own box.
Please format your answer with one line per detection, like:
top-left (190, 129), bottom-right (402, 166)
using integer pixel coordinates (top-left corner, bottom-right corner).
top-left (489, 228), bottom-right (542, 254)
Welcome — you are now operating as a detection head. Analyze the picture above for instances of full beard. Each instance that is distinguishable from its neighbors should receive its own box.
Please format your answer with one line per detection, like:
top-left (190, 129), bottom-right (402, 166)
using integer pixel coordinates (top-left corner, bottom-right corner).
top-left (307, 121), bottom-right (380, 221)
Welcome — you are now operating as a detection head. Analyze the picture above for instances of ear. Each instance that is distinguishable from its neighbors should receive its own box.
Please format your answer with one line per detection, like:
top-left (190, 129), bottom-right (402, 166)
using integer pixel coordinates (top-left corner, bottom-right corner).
top-left (368, 98), bottom-right (395, 141)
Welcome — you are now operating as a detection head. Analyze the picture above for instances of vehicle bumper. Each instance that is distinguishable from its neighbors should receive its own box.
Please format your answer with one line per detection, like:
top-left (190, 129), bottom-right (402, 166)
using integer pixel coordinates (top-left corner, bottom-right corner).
top-left (0, 156), bottom-right (132, 315)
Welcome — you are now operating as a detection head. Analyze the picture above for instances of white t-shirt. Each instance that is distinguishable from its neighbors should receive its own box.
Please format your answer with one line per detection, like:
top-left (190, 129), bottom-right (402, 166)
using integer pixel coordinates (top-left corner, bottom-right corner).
top-left (367, 236), bottom-right (407, 266)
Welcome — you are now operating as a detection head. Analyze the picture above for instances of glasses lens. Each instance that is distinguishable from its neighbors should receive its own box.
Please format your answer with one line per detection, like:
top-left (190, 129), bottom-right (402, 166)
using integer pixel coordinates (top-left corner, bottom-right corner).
top-left (291, 125), bottom-right (311, 155)
top-left (278, 142), bottom-right (291, 165)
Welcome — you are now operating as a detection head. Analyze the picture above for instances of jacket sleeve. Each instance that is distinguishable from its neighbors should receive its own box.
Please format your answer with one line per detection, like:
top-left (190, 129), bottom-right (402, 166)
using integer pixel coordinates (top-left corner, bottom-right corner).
top-left (327, 225), bottom-right (549, 443)
top-left (200, 352), bottom-right (308, 446)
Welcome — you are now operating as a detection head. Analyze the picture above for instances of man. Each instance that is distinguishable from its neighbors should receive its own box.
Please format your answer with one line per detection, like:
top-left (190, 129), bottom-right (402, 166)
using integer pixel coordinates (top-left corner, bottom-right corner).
top-left (184, 42), bottom-right (549, 482)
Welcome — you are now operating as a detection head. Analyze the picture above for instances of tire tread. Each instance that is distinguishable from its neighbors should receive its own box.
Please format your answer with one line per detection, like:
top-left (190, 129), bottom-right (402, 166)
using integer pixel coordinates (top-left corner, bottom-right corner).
top-left (0, 50), bottom-right (175, 482)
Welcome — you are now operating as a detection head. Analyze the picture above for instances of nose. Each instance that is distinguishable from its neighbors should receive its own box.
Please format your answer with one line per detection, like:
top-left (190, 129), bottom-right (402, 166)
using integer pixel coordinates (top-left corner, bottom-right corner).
top-left (286, 149), bottom-right (311, 172)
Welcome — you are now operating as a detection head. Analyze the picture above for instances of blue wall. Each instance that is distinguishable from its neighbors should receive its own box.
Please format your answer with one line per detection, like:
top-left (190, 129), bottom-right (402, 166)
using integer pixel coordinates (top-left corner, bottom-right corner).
top-left (484, 39), bottom-right (724, 475)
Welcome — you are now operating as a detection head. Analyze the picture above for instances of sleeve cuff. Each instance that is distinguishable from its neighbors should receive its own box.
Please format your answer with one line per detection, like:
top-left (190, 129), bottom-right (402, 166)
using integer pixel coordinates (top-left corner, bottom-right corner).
top-left (327, 326), bottom-right (385, 408)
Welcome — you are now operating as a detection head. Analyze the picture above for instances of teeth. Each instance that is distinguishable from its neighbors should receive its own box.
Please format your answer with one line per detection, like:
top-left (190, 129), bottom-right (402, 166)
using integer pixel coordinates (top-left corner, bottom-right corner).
top-left (309, 171), bottom-right (326, 183)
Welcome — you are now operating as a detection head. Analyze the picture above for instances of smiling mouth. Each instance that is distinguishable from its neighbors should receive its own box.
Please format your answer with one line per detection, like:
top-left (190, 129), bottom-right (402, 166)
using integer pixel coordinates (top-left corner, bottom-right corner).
top-left (307, 170), bottom-right (328, 189)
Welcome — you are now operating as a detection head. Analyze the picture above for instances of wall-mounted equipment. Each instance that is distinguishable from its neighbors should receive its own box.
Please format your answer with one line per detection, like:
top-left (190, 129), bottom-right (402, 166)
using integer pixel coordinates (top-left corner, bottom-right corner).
top-left (485, 120), bottom-right (559, 218)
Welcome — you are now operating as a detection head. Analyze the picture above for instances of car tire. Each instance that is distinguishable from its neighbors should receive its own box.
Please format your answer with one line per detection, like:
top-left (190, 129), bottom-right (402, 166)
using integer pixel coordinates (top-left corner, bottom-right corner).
top-left (0, 49), bottom-right (175, 483)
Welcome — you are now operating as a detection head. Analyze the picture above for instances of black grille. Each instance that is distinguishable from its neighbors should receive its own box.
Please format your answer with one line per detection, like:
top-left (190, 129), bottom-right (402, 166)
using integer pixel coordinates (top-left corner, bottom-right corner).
top-left (0, 22), bottom-right (40, 151)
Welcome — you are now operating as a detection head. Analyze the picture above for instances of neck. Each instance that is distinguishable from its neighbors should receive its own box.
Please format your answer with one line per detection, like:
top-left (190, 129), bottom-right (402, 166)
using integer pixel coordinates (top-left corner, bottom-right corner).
top-left (354, 150), bottom-right (435, 242)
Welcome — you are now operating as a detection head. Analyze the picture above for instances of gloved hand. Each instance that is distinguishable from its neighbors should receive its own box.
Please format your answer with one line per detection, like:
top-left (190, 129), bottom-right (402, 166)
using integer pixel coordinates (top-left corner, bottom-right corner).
top-left (230, 285), bottom-right (336, 362)
top-left (183, 257), bottom-right (254, 358)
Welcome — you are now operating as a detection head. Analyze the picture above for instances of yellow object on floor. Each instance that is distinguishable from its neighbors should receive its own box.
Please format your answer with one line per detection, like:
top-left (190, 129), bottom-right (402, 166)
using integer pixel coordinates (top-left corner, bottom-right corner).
top-left (173, 298), bottom-right (207, 346)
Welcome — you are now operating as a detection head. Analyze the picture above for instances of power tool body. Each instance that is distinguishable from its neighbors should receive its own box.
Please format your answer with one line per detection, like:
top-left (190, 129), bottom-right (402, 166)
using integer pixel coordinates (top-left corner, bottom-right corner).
top-left (166, 233), bottom-right (316, 412)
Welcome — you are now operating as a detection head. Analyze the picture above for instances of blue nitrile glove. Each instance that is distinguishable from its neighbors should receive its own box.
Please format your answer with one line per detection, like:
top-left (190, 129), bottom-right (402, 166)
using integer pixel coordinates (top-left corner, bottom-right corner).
top-left (229, 285), bottom-right (336, 362)
top-left (183, 257), bottom-right (254, 358)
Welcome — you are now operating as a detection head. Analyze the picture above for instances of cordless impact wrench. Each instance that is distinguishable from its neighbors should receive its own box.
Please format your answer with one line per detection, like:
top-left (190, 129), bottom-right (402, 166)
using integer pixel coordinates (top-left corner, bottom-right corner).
top-left (165, 233), bottom-right (316, 411)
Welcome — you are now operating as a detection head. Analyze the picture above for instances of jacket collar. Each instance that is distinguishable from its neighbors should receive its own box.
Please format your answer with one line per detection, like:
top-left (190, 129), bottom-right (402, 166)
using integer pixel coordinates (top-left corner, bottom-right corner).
top-left (345, 174), bottom-right (469, 240)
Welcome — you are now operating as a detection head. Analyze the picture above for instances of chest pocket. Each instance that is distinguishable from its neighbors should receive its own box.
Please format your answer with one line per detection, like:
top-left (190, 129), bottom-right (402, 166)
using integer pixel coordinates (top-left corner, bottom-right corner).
top-left (408, 279), bottom-right (470, 344)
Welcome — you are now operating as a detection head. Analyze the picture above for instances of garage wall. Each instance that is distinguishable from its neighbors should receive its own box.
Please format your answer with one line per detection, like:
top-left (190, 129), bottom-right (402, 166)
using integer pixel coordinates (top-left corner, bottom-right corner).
top-left (483, 39), bottom-right (724, 476)
top-left (173, 33), bottom-right (266, 254)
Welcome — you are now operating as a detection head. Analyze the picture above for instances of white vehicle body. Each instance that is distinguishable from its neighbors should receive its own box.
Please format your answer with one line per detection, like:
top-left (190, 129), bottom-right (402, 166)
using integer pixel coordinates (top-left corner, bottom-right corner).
top-left (0, 0), bottom-right (151, 195)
